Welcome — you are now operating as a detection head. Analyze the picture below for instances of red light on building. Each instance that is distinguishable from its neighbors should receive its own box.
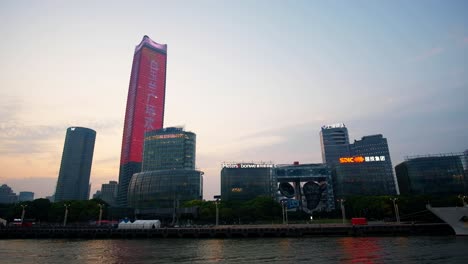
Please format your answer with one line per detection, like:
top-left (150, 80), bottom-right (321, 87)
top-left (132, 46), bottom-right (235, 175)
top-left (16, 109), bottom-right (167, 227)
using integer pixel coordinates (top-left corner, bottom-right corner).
top-left (339, 156), bottom-right (365, 163)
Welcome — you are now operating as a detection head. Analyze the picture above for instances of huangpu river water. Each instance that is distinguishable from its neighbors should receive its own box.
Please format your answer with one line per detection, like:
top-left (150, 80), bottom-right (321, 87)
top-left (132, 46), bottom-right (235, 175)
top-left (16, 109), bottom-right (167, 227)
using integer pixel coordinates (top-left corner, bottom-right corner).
top-left (1, 237), bottom-right (468, 263)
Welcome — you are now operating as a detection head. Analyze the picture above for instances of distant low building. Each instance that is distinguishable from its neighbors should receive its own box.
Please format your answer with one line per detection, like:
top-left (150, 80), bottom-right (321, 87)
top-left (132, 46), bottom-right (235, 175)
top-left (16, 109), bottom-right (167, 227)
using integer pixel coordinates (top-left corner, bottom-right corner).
top-left (395, 152), bottom-right (468, 196)
top-left (18, 192), bottom-right (34, 202)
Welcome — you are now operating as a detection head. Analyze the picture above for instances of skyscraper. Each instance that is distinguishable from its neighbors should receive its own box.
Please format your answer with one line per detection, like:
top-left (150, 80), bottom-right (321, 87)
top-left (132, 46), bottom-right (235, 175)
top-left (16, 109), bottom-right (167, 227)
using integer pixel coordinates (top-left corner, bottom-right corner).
top-left (117, 36), bottom-right (167, 207)
top-left (55, 127), bottom-right (96, 201)
top-left (320, 123), bottom-right (350, 166)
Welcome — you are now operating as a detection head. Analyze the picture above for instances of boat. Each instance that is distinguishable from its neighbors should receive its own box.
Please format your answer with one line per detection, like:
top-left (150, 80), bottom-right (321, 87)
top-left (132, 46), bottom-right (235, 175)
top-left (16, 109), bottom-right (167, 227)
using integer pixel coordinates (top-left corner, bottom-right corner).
top-left (426, 204), bottom-right (468, 235)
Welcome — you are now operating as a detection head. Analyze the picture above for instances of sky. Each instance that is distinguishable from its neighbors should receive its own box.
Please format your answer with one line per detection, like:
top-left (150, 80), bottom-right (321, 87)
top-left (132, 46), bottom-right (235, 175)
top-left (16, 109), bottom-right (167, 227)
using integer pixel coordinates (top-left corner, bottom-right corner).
top-left (0, 0), bottom-right (467, 200)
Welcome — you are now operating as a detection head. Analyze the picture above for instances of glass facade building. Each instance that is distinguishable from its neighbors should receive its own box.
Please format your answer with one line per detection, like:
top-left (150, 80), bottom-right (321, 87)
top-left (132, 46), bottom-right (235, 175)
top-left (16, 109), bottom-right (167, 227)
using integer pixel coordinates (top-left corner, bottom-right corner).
top-left (221, 163), bottom-right (276, 201)
top-left (320, 124), bottom-right (350, 167)
top-left (128, 169), bottom-right (203, 209)
top-left (55, 127), bottom-right (96, 201)
top-left (274, 163), bottom-right (335, 212)
top-left (142, 127), bottom-right (196, 171)
top-left (117, 36), bottom-right (167, 207)
top-left (349, 134), bottom-right (397, 195)
top-left (395, 153), bottom-right (468, 196)
top-left (100, 181), bottom-right (118, 206)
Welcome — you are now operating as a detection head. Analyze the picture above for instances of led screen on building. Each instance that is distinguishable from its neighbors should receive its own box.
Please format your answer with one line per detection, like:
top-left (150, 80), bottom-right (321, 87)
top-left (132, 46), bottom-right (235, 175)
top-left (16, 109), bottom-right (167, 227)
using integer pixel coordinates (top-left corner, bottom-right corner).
top-left (120, 43), bottom-right (167, 165)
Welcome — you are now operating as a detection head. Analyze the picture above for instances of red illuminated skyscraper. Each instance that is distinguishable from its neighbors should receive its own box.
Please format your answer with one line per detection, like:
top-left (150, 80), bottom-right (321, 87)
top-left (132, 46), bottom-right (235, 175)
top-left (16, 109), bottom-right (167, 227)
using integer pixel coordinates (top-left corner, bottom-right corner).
top-left (117, 36), bottom-right (167, 206)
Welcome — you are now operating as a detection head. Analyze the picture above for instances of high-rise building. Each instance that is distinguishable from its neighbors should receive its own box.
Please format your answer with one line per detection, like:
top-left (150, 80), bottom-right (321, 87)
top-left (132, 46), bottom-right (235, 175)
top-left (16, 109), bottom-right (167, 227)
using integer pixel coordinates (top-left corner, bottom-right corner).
top-left (117, 36), bottom-right (167, 207)
top-left (0, 184), bottom-right (17, 204)
top-left (320, 123), bottom-right (350, 166)
top-left (395, 153), bottom-right (468, 196)
top-left (332, 134), bottom-right (397, 197)
top-left (142, 127), bottom-right (196, 171)
top-left (55, 127), bottom-right (96, 201)
top-left (100, 181), bottom-right (118, 206)
top-left (18, 192), bottom-right (34, 202)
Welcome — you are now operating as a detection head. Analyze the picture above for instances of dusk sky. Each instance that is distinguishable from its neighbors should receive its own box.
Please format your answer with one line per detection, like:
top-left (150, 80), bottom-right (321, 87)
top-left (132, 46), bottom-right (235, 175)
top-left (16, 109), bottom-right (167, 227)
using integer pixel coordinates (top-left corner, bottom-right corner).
top-left (1, 0), bottom-right (467, 200)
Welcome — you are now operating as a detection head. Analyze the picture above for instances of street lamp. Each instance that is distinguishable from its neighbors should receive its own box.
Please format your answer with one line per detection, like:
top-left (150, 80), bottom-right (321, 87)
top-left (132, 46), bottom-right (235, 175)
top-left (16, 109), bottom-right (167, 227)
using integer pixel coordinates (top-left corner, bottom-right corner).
top-left (458, 195), bottom-right (467, 206)
top-left (337, 199), bottom-right (346, 224)
top-left (63, 204), bottom-right (70, 227)
top-left (20, 204), bottom-right (27, 225)
top-left (98, 204), bottom-right (104, 226)
top-left (390, 198), bottom-right (400, 224)
top-left (280, 200), bottom-right (288, 225)
top-left (214, 195), bottom-right (221, 226)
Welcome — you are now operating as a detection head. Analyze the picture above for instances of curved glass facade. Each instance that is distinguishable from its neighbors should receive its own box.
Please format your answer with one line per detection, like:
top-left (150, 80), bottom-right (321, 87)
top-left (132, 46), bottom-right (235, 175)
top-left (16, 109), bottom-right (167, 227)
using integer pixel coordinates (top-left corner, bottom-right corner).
top-left (128, 169), bottom-right (203, 209)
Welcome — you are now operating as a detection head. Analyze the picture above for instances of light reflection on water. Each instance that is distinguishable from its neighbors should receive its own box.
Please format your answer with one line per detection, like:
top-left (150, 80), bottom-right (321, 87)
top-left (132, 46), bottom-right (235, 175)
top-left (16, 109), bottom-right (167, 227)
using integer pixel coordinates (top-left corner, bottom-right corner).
top-left (1, 237), bottom-right (467, 264)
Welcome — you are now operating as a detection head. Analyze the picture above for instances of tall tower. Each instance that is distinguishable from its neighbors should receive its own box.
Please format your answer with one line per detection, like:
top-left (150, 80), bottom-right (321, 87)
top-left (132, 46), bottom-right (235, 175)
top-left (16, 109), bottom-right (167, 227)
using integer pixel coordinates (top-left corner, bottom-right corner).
top-left (55, 127), bottom-right (96, 201)
top-left (320, 123), bottom-right (350, 167)
top-left (117, 36), bottom-right (167, 206)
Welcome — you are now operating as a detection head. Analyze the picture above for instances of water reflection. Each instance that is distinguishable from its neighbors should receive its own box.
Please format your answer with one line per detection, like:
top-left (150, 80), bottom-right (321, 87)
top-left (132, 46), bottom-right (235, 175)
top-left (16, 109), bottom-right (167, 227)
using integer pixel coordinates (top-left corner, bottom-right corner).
top-left (1, 237), bottom-right (467, 264)
top-left (338, 237), bottom-right (382, 263)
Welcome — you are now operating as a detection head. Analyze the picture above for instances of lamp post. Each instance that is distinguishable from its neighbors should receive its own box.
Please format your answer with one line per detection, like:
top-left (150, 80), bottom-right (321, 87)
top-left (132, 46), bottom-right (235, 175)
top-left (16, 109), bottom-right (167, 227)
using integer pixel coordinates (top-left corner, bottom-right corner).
top-left (458, 195), bottom-right (467, 206)
top-left (98, 204), bottom-right (104, 226)
top-left (280, 200), bottom-right (288, 225)
top-left (63, 204), bottom-right (70, 227)
top-left (215, 199), bottom-right (219, 226)
top-left (337, 199), bottom-right (346, 224)
top-left (20, 204), bottom-right (27, 225)
top-left (390, 198), bottom-right (400, 224)
top-left (214, 195), bottom-right (221, 226)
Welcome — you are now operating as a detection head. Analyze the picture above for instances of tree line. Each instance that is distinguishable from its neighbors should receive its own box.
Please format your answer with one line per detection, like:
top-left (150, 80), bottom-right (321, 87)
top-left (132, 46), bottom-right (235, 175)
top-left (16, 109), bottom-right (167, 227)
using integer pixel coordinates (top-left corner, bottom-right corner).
top-left (0, 195), bottom-right (463, 225)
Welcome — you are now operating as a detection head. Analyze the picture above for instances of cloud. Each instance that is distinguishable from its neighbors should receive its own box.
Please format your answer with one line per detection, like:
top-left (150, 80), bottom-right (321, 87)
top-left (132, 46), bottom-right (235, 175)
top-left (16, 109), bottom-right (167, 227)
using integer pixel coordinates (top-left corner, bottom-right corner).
top-left (408, 47), bottom-right (444, 63)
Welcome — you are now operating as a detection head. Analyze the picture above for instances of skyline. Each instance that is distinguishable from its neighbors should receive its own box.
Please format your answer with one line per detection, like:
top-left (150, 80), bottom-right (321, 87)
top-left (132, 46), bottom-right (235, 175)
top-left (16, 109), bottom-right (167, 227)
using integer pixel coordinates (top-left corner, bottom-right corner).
top-left (1, 1), bottom-right (467, 199)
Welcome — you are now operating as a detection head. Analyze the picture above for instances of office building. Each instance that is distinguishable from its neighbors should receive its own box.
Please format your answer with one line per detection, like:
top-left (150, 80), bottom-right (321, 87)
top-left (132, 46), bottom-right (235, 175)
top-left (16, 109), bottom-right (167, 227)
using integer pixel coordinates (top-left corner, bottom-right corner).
top-left (332, 134), bottom-right (397, 198)
top-left (320, 123), bottom-right (350, 166)
top-left (395, 153), bottom-right (468, 196)
top-left (128, 169), bottom-right (203, 209)
top-left (128, 128), bottom-right (203, 212)
top-left (221, 162), bottom-right (276, 201)
top-left (18, 192), bottom-right (34, 202)
top-left (275, 162), bottom-right (335, 212)
top-left (55, 127), bottom-right (96, 201)
top-left (0, 184), bottom-right (17, 204)
top-left (142, 127), bottom-right (195, 171)
top-left (117, 35), bottom-right (168, 207)
top-left (100, 181), bottom-right (118, 206)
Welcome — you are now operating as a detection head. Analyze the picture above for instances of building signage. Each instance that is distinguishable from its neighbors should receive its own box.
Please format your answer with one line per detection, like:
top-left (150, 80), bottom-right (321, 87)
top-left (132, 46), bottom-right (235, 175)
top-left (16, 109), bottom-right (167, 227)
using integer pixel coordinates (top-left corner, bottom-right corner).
top-left (146, 134), bottom-right (184, 140)
top-left (221, 163), bottom-right (274, 169)
top-left (322, 123), bottom-right (345, 129)
top-left (339, 156), bottom-right (386, 163)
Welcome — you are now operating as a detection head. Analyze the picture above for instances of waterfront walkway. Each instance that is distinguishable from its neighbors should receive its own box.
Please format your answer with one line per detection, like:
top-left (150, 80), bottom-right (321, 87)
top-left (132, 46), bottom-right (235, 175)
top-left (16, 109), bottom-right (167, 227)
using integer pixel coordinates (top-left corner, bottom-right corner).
top-left (0, 223), bottom-right (454, 239)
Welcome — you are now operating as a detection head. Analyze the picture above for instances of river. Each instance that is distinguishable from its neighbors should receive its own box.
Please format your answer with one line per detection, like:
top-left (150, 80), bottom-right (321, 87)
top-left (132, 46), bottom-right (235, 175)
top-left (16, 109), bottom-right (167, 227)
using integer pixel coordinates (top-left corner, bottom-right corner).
top-left (1, 236), bottom-right (467, 263)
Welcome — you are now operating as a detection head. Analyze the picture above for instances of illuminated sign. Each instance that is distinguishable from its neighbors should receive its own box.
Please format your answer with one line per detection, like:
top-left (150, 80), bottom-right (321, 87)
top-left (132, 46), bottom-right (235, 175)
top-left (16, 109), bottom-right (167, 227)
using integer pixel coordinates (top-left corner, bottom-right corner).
top-left (339, 156), bottom-right (386, 163)
top-left (231, 188), bottom-right (243, 192)
top-left (221, 163), bottom-right (274, 169)
top-left (146, 134), bottom-right (184, 140)
top-left (322, 123), bottom-right (345, 129)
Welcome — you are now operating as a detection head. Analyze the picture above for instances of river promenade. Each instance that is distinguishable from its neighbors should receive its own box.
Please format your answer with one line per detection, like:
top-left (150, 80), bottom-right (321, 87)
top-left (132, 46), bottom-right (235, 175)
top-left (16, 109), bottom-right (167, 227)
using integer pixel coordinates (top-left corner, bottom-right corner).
top-left (0, 223), bottom-right (454, 239)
